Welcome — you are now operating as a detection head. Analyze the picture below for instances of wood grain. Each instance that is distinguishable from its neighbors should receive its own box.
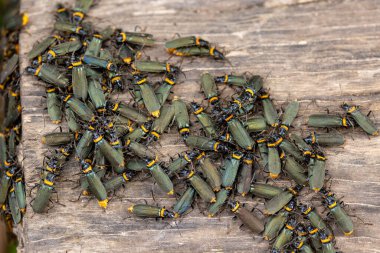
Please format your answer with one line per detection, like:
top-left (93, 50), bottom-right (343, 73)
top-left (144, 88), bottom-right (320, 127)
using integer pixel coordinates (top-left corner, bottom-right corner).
top-left (17, 0), bottom-right (380, 252)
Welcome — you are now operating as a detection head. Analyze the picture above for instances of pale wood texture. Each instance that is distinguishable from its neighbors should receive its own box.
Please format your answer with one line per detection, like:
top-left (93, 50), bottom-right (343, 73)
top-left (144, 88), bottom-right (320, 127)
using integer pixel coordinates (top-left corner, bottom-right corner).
top-left (18, 0), bottom-right (380, 252)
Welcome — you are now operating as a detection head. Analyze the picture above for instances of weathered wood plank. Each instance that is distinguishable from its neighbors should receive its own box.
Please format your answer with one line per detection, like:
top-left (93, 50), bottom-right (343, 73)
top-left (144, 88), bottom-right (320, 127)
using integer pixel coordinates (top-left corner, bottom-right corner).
top-left (17, 0), bottom-right (380, 252)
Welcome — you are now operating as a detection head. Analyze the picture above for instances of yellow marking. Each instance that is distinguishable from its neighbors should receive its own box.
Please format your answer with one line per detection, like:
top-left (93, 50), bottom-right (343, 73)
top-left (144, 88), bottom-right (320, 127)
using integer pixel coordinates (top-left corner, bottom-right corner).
top-left (147, 160), bottom-right (156, 168)
top-left (194, 107), bottom-right (204, 115)
top-left (122, 173), bottom-right (130, 182)
top-left (260, 94), bottom-right (269, 99)
top-left (225, 114), bottom-right (233, 122)
top-left (123, 57), bottom-right (132, 64)
top-left (151, 131), bottom-right (160, 139)
top-left (267, 137), bottom-right (283, 147)
top-left (20, 208), bottom-right (26, 214)
top-left (271, 123), bottom-right (279, 127)
top-left (106, 62), bottom-right (114, 70)
top-left (187, 170), bottom-right (195, 179)
top-left (233, 100), bottom-right (242, 109)
top-left (213, 142), bottom-right (220, 152)
top-left (231, 202), bottom-right (240, 212)
top-left (82, 41), bottom-right (88, 47)
top-left (241, 192), bottom-right (246, 197)
top-left (151, 110), bottom-right (160, 118)
top-left (73, 12), bottom-right (85, 20)
top-left (60, 148), bottom-right (70, 157)
top-left (48, 50), bottom-right (56, 58)
top-left (160, 208), bottom-right (166, 217)
top-left (75, 26), bottom-right (83, 34)
top-left (347, 106), bottom-right (357, 113)
top-left (372, 130), bottom-right (379, 136)
top-left (196, 152), bottom-right (205, 160)
top-left (279, 151), bottom-right (285, 159)
top-left (243, 159), bottom-right (253, 164)
top-left (98, 199), bottom-right (108, 209)
top-left (72, 61), bottom-right (82, 67)
top-left (195, 37), bottom-right (201, 46)
top-left (208, 213), bottom-right (214, 218)
top-left (284, 206), bottom-right (292, 212)
top-left (136, 78), bottom-right (147, 85)
top-left (280, 125), bottom-right (289, 131)
top-left (0, 84), bottom-right (4, 90)
top-left (288, 188), bottom-right (297, 195)
top-left (167, 190), bottom-right (174, 195)
top-left (179, 128), bottom-right (190, 134)
top-left (94, 34), bottom-right (103, 39)
top-left (4, 160), bottom-right (11, 166)
top-left (141, 125), bottom-right (149, 133)
top-left (165, 63), bottom-right (171, 73)
top-left (9, 187), bottom-right (15, 193)
top-left (15, 178), bottom-right (22, 183)
top-left (63, 95), bottom-right (72, 102)
top-left (57, 7), bottom-right (66, 13)
top-left (35, 65), bottom-right (42, 76)
top-left (37, 55), bottom-right (42, 64)
top-left (223, 74), bottom-right (229, 83)
top-left (209, 96), bottom-right (218, 103)
top-left (232, 153), bottom-right (242, 160)
top-left (125, 139), bottom-right (131, 146)
top-left (342, 117), bottom-right (348, 127)
top-left (316, 155), bottom-right (326, 161)
top-left (83, 165), bottom-right (93, 174)
top-left (112, 102), bottom-right (120, 111)
top-left (303, 150), bottom-right (312, 156)
top-left (93, 135), bottom-right (103, 143)
top-left (269, 173), bottom-right (279, 179)
top-left (82, 190), bottom-right (90, 196)
top-left (17, 104), bottom-right (22, 113)
top-left (128, 205), bottom-right (134, 213)
top-left (88, 125), bottom-right (95, 130)
top-left (303, 207), bottom-right (312, 215)
top-left (165, 77), bottom-right (175, 85)
top-left (22, 13), bottom-right (29, 26)
top-left (309, 228), bottom-right (319, 235)
top-left (245, 88), bottom-right (254, 96)
top-left (53, 35), bottom-right (63, 40)
top-left (296, 241), bottom-right (304, 249)
top-left (286, 224), bottom-right (295, 230)
top-left (107, 122), bottom-right (114, 128)
top-left (321, 238), bottom-right (331, 244)
top-left (111, 76), bottom-right (122, 83)
top-left (110, 140), bottom-right (120, 146)
top-left (120, 33), bottom-right (127, 42)
top-left (257, 138), bottom-right (266, 143)
top-left (183, 154), bottom-right (191, 162)
top-left (328, 201), bottom-right (337, 209)
top-left (344, 230), bottom-right (353, 236)
top-left (46, 87), bottom-right (56, 93)
top-left (44, 179), bottom-right (54, 186)
top-left (311, 132), bottom-right (316, 144)
top-left (209, 47), bottom-right (215, 56)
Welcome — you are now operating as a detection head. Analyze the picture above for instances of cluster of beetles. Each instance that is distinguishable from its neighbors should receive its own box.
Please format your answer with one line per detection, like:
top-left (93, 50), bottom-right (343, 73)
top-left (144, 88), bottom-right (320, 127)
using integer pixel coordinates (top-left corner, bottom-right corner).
top-left (1, 0), bottom-right (379, 252)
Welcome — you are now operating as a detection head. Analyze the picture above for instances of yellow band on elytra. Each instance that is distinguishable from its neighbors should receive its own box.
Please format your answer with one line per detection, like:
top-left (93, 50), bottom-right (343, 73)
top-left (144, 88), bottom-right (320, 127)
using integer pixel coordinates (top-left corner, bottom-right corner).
top-left (231, 202), bottom-right (240, 212)
top-left (93, 135), bottom-right (103, 143)
top-left (44, 179), bottom-right (54, 186)
top-left (165, 77), bottom-right (175, 85)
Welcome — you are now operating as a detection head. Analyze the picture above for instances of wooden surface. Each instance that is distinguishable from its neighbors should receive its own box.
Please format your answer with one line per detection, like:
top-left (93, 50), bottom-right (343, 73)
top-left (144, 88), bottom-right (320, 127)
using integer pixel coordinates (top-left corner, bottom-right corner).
top-left (18, 0), bottom-right (380, 252)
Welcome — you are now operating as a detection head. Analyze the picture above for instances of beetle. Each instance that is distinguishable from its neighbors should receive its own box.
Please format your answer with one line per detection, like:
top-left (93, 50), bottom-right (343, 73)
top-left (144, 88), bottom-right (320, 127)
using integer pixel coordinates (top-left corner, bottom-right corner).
top-left (181, 169), bottom-right (216, 203)
top-left (0, 166), bottom-right (16, 205)
top-left (198, 155), bottom-right (222, 192)
top-left (173, 96), bottom-right (190, 138)
top-left (342, 104), bottom-right (378, 136)
top-left (71, 59), bottom-right (88, 101)
top-left (125, 120), bottom-right (152, 142)
top-left (116, 32), bottom-right (155, 46)
top-left (319, 230), bottom-right (337, 253)
top-left (278, 101), bottom-right (299, 136)
top-left (283, 156), bottom-right (307, 185)
top-left (271, 217), bottom-right (297, 251)
top-left (146, 159), bottom-right (174, 195)
top-left (264, 185), bottom-right (303, 215)
top-left (185, 136), bottom-right (228, 153)
top-left (225, 116), bottom-right (254, 150)
top-left (28, 35), bottom-right (62, 60)
top-left (47, 39), bottom-right (82, 61)
top-left (201, 72), bottom-right (219, 105)
top-left (72, 0), bottom-right (94, 23)
top-left (32, 173), bottom-right (56, 213)
top-left (260, 93), bottom-right (279, 127)
top-left (214, 74), bottom-right (247, 87)
top-left (26, 63), bottom-right (69, 88)
top-left (250, 182), bottom-right (283, 199)
top-left (221, 151), bottom-right (243, 190)
top-left (8, 187), bottom-right (21, 224)
top-left (263, 199), bottom-right (296, 241)
top-left (132, 60), bottom-right (179, 74)
top-left (299, 203), bottom-right (331, 235)
top-left (125, 139), bottom-right (157, 161)
top-left (104, 171), bottom-right (134, 192)
top-left (169, 46), bottom-right (224, 60)
top-left (83, 55), bottom-right (117, 72)
top-left (41, 132), bottom-right (74, 146)
top-left (148, 104), bottom-right (175, 141)
top-left (167, 149), bottom-right (201, 174)
top-left (228, 201), bottom-right (264, 233)
top-left (132, 75), bottom-right (161, 118)
top-left (107, 101), bottom-right (149, 123)
top-left (237, 153), bottom-right (254, 196)
top-left (304, 132), bottom-right (345, 146)
top-left (165, 36), bottom-right (210, 51)
top-left (63, 95), bottom-right (95, 122)
top-left (308, 153), bottom-right (326, 192)
top-left (128, 204), bottom-right (176, 218)
top-left (308, 114), bottom-right (352, 128)
top-left (190, 102), bottom-right (217, 138)
top-left (54, 21), bottom-right (86, 35)
top-left (306, 225), bottom-right (322, 252)
top-left (208, 188), bottom-right (230, 217)
top-left (46, 87), bottom-right (62, 124)
top-left (324, 195), bottom-right (354, 236)
top-left (243, 116), bottom-right (267, 133)
top-left (173, 187), bottom-right (196, 217)
top-left (155, 74), bottom-right (177, 106)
